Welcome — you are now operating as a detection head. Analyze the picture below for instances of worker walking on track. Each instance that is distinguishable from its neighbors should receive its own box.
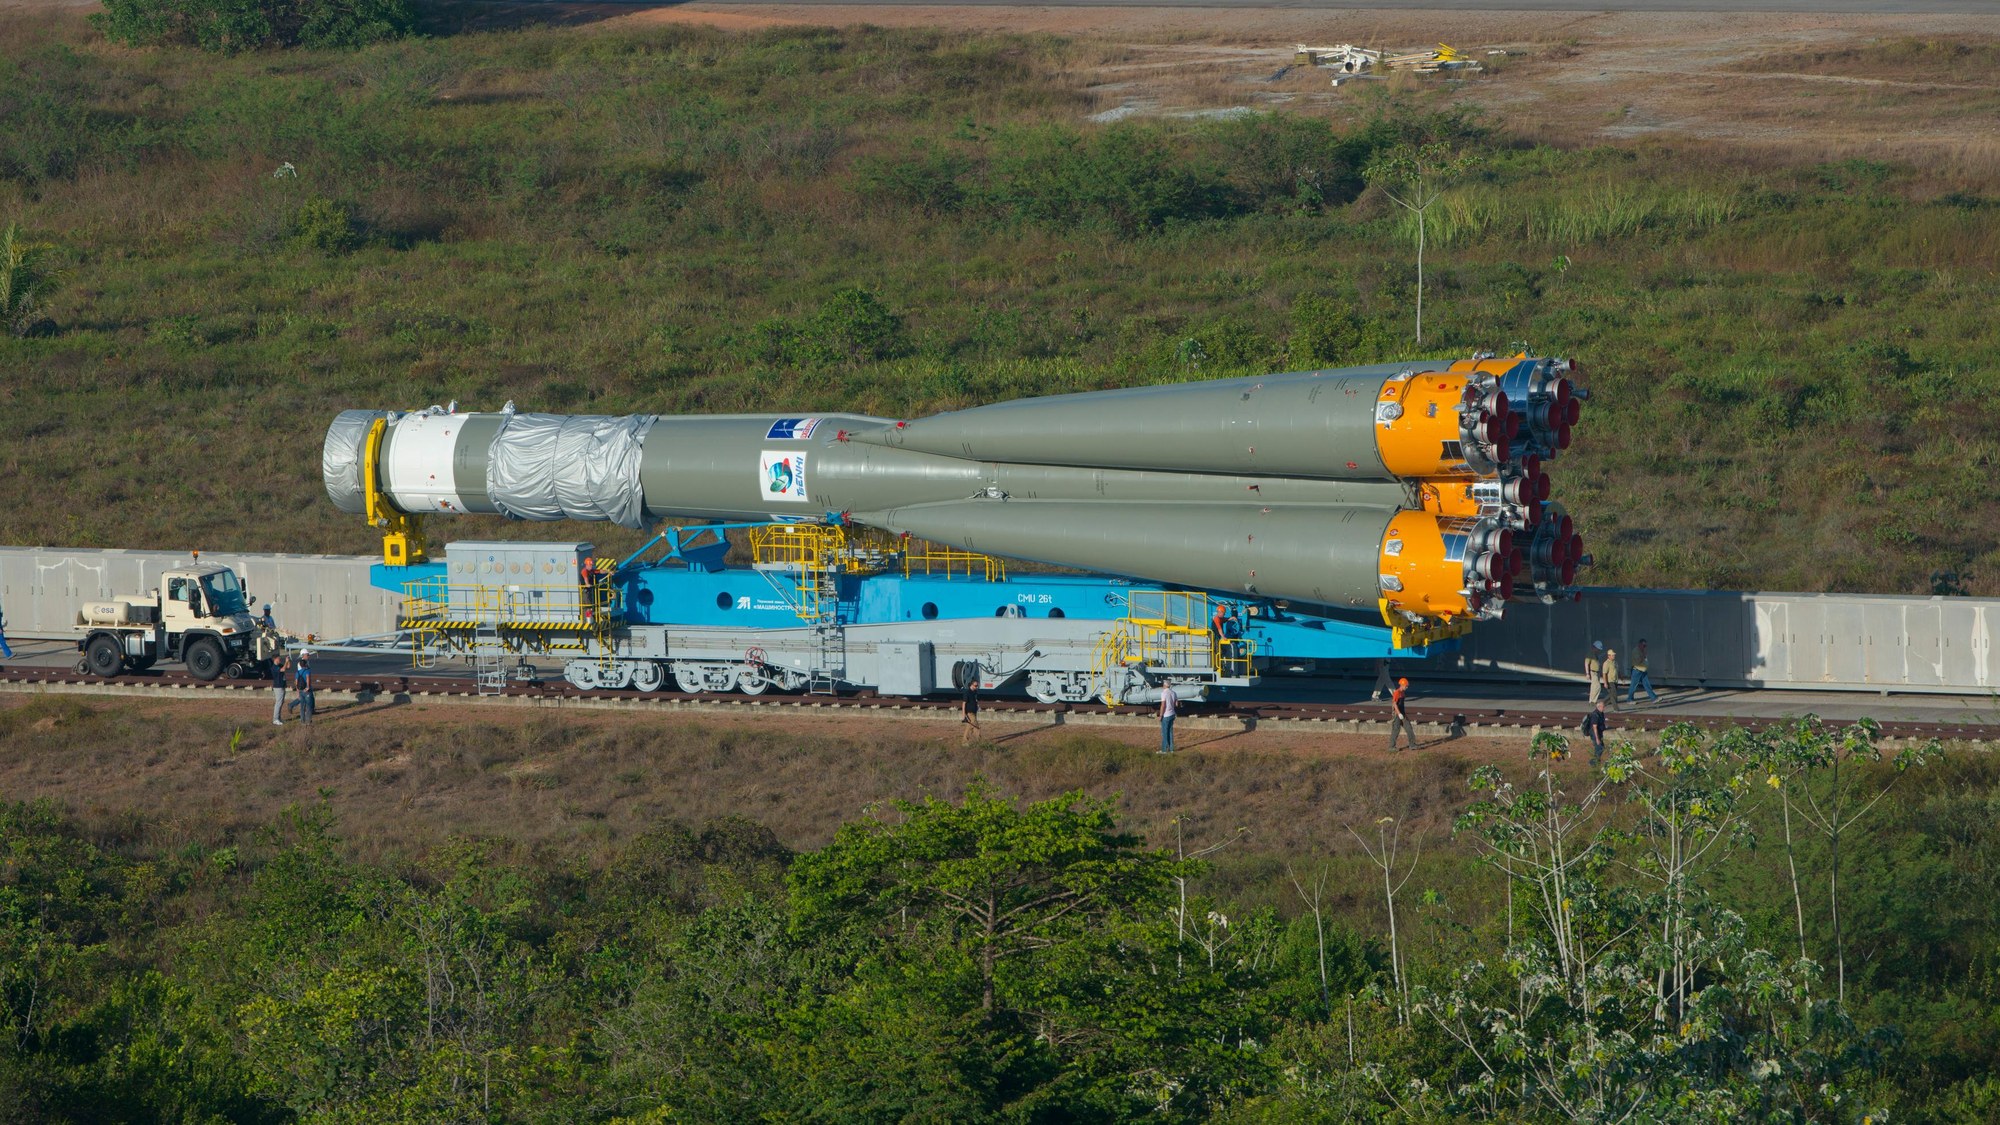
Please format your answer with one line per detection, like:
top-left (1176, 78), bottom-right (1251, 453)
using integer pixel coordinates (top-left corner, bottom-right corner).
top-left (268, 652), bottom-right (288, 725)
top-left (1602, 647), bottom-right (1621, 712)
top-left (1628, 638), bottom-right (1659, 706)
top-left (1581, 700), bottom-right (1608, 765)
top-left (1371, 659), bottom-right (1393, 702)
top-left (1158, 681), bottom-right (1178, 754)
top-left (1388, 677), bottom-right (1418, 751)
top-left (959, 678), bottom-right (980, 745)
top-left (1585, 641), bottom-right (1605, 705)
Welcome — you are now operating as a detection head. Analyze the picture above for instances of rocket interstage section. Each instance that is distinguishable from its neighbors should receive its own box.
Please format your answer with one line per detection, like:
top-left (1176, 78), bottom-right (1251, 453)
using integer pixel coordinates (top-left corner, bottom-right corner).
top-left (322, 357), bottom-right (1588, 626)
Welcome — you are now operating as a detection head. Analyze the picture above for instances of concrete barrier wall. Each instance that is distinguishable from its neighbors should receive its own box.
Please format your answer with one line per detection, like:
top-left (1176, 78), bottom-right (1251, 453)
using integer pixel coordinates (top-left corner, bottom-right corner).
top-left (1427, 588), bottom-right (1999, 694)
top-left (4, 548), bottom-right (1995, 694)
top-left (0, 548), bottom-right (400, 645)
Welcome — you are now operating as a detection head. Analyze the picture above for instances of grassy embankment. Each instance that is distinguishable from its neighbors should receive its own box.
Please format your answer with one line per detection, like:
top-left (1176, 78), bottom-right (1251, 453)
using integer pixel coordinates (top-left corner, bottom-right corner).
top-left (0, 18), bottom-right (1997, 592)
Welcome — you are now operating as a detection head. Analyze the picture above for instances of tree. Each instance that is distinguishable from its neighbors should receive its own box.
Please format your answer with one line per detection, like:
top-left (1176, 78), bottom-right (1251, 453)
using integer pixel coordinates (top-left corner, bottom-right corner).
top-left (0, 224), bottom-right (62, 338)
top-left (1421, 731), bottom-right (1895, 1122)
top-left (1753, 716), bottom-right (1941, 1006)
top-left (788, 780), bottom-right (1181, 1016)
top-left (1364, 143), bottom-right (1477, 345)
top-left (784, 783), bottom-right (1270, 1121)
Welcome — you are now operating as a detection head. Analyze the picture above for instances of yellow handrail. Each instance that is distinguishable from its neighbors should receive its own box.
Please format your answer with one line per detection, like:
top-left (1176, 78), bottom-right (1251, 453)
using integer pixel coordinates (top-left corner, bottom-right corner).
top-left (903, 543), bottom-right (1008, 582)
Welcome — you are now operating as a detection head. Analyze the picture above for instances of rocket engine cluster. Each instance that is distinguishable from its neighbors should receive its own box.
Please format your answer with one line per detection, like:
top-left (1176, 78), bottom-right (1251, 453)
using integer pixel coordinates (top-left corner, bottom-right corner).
top-left (322, 356), bottom-right (1586, 631)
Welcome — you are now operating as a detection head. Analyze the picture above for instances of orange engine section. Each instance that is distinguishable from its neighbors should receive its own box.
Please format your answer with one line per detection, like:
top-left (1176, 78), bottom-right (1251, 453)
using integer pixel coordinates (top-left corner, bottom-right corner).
top-left (1377, 509), bottom-right (1474, 621)
top-left (1372, 371), bottom-right (1512, 478)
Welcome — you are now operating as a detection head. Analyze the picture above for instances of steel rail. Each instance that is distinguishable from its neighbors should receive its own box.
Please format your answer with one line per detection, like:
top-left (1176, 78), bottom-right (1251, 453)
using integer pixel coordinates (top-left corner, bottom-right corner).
top-left (1, 666), bottom-right (1988, 743)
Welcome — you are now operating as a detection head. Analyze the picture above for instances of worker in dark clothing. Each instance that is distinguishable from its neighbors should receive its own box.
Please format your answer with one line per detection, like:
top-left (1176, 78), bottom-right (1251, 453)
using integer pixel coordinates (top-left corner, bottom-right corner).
top-left (1581, 700), bottom-right (1608, 764)
top-left (959, 678), bottom-right (980, 745)
top-left (268, 652), bottom-right (289, 726)
top-left (1388, 677), bottom-right (1417, 751)
top-left (290, 651), bottom-right (315, 725)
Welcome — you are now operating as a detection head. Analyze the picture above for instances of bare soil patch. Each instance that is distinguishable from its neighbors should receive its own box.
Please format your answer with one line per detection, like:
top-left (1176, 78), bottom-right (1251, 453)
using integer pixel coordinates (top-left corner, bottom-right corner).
top-left (0, 692), bottom-right (1558, 869)
top-left (620, 6), bottom-right (2000, 178)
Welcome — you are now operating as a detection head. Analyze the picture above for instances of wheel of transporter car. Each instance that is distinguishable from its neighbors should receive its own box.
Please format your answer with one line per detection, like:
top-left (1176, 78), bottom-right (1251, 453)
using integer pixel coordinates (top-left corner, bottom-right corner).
top-left (672, 665), bottom-right (706, 694)
top-left (596, 663), bottom-right (634, 690)
top-left (185, 638), bottom-right (225, 682)
top-left (736, 667), bottom-right (772, 695)
top-left (629, 662), bottom-right (666, 693)
top-left (565, 662), bottom-right (601, 690)
top-left (86, 636), bottom-right (126, 678)
top-left (1027, 676), bottom-right (1062, 705)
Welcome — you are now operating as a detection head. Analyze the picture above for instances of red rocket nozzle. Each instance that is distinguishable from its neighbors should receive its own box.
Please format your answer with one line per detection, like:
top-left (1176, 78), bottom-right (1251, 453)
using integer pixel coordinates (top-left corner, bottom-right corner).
top-left (1564, 397), bottom-right (1582, 426)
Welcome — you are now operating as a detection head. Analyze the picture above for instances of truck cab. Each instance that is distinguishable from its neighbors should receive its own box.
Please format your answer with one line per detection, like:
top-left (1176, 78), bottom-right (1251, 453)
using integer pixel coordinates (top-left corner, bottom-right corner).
top-left (76, 563), bottom-right (263, 681)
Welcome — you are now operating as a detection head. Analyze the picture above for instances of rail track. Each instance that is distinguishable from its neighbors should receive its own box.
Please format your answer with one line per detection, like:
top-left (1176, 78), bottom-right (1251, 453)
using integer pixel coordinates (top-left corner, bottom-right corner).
top-left (1, 665), bottom-right (1991, 743)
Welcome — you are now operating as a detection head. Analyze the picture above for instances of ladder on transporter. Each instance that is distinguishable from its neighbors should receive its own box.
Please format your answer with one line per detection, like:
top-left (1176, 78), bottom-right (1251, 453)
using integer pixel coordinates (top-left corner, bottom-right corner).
top-left (808, 623), bottom-right (845, 696)
top-left (471, 624), bottom-right (508, 696)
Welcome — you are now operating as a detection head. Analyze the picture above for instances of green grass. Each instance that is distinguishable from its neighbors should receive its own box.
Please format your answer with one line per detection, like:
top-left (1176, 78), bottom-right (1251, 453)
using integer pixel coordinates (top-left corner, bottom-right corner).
top-left (0, 15), bottom-right (1995, 595)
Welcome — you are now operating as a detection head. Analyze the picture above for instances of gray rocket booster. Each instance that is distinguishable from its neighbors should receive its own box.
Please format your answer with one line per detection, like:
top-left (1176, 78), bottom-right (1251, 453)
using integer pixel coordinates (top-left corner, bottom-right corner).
top-left (323, 357), bottom-right (1586, 626)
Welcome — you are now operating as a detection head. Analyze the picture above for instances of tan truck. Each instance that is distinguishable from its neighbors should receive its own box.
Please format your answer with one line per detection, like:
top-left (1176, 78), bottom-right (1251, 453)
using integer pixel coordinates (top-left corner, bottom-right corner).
top-left (74, 561), bottom-right (267, 681)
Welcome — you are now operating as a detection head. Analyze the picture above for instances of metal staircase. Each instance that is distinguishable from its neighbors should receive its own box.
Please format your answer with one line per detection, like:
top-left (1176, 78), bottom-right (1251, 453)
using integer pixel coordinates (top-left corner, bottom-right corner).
top-left (471, 624), bottom-right (508, 696)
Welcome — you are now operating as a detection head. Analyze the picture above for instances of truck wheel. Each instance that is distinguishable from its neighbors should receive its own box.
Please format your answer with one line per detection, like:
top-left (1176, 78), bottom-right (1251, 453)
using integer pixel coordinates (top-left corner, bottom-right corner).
top-left (185, 638), bottom-right (225, 682)
top-left (86, 636), bottom-right (126, 678)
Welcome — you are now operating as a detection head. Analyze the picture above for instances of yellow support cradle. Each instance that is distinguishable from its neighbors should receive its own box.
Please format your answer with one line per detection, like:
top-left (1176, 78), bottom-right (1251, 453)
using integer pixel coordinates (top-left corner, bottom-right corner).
top-left (361, 417), bottom-right (428, 566)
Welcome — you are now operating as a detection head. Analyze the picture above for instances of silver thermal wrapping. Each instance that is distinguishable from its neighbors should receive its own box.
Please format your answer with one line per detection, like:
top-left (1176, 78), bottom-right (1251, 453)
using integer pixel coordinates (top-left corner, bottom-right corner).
top-left (553, 414), bottom-right (656, 529)
top-left (322, 409), bottom-right (392, 515)
top-left (486, 413), bottom-right (656, 528)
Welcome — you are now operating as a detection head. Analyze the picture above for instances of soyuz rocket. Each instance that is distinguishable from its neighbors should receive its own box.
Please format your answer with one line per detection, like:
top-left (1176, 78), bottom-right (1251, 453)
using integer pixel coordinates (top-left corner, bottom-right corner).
top-left (322, 356), bottom-right (1586, 631)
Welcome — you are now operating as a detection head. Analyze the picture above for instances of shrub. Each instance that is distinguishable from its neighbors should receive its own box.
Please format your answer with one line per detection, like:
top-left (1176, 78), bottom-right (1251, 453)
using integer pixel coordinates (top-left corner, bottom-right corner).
top-left (1287, 295), bottom-right (1364, 368)
top-left (0, 224), bottom-right (63, 337)
top-left (290, 195), bottom-right (359, 253)
top-left (93, 0), bottom-right (417, 52)
top-left (1200, 113), bottom-right (1375, 212)
top-left (747, 288), bottom-right (910, 369)
top-left (984, 124), bottom-right (1236, 234)
top-left (0, 47), bottom-right (97, 184)
top-left (854, 149), bottom-right (969, 215)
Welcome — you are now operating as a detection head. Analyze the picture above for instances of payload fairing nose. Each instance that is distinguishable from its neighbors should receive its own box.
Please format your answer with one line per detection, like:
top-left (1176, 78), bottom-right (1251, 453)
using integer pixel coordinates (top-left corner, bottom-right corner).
top-left (323, 357), bottom-right (1588, 629)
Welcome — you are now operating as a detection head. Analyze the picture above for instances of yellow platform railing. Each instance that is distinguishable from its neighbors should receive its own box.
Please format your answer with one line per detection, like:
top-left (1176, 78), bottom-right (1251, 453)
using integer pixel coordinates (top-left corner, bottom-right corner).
top-left (903, 543), bottom-right (1008, 582)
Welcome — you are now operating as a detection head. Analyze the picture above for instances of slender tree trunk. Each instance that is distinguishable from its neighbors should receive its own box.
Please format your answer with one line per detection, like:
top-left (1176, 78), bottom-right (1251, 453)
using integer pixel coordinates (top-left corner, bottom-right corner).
top-left (1830, 755), bottom-right (1846, 1006)
top-left (983, 903), bottom-right (998, 1012)
top-left (1312, 896), bottom-right (1330, 1015)
top-left (1414, 202), bottom-right (1426, 345)
top-left (1782, 787), bottom-right (1808, 961)
top-left (1382, 841), bottom-right (1405, 1023)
